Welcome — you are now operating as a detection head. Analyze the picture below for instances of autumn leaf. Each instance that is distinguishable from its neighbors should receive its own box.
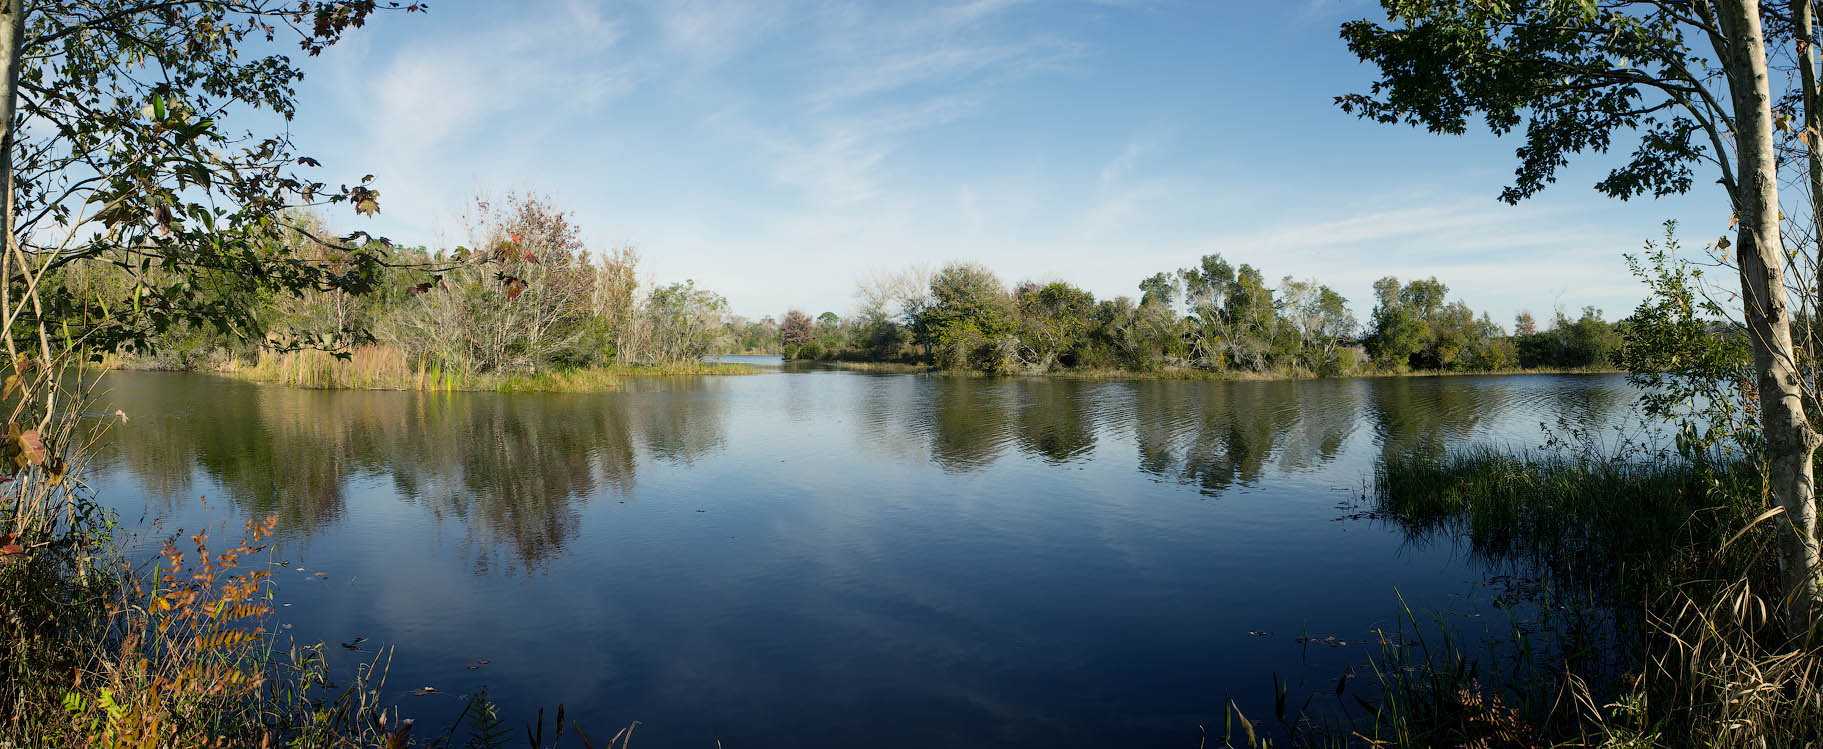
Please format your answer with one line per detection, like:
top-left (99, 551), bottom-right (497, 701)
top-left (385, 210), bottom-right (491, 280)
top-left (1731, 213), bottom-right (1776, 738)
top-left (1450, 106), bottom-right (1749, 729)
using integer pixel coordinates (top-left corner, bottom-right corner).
top-left (349, 185), bottom-right (381, 217)
top-left (17, 429), bottom-right (45, 467)
top-left (0, 533), bottom-right (23, 557)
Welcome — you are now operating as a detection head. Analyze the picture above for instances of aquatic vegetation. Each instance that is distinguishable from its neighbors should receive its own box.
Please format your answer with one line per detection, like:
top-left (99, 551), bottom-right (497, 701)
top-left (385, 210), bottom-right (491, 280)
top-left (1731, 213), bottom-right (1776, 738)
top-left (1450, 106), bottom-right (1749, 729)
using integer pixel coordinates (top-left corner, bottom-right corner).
top-left (1361, 450), bottom-right (1823, 748)
top-left (1372, 449), bottom-right (1767, 603)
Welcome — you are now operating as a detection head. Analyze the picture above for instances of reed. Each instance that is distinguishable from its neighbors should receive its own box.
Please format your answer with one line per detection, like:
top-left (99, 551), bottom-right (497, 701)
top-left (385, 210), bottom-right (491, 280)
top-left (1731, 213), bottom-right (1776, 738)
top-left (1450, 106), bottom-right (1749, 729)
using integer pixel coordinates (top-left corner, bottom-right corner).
top-left (1356, 449), bottom-right (1823, 748)
top-left (219, 345), bottom-right (760, 393)
top-left (1372, 449), bottom-right (1766, 601)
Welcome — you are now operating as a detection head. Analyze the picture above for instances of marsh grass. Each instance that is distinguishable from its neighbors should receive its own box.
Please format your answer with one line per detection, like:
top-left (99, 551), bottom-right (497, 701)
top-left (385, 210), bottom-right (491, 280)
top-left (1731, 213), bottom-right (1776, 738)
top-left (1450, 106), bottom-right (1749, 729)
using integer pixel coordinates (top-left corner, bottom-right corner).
top-left (1372, 449), bottom-right (1766, 602)
top-left (1354, 449), bottom-right (1823, 748)
top-left (216, 345), bottom-right (759, 392)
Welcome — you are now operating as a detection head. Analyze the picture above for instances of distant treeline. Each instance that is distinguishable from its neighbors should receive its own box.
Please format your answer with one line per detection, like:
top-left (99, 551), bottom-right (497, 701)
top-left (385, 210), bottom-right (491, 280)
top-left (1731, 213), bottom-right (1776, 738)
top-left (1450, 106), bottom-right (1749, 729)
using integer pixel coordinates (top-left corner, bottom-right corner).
top-left (83, 195), bottom-right (1625, 382)
top-left (762, 257), bottom-right (1624, 376)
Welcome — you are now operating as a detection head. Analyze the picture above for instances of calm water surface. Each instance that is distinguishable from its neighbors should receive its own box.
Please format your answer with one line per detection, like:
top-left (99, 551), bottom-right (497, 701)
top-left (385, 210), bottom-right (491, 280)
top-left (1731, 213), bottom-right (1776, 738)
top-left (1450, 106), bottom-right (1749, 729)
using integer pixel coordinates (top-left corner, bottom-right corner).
top-left (88, 367), bottom-right (1636, 747)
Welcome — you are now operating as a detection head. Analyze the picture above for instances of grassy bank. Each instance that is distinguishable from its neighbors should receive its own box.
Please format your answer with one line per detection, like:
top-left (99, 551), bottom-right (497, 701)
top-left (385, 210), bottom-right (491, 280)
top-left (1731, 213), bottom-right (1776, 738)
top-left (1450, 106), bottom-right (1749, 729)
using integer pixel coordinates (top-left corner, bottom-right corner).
top-left (1334, 449), bottom-right (1822, 748)
top-left (123, 346), bottom-right (762, 392)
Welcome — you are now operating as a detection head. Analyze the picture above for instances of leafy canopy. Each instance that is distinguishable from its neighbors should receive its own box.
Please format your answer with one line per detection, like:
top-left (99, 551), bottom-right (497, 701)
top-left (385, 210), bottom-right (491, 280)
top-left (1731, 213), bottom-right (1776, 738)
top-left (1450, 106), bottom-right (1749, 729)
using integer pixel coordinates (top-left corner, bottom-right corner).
top-left (14, 1), bottom-right (427, 356)
top-left (1339, 0), bottom-right (1720, 204)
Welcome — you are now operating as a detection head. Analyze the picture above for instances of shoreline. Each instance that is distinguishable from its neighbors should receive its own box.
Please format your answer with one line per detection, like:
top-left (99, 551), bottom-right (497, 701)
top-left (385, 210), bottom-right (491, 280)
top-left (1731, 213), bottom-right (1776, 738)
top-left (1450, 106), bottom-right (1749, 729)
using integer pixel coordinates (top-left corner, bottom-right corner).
top-left (109, 360), bottom-right (764, 393)
top-left (107, 356), bottom-right (1624, 392)
top-left (795, 359), bottom-right (1624, 382)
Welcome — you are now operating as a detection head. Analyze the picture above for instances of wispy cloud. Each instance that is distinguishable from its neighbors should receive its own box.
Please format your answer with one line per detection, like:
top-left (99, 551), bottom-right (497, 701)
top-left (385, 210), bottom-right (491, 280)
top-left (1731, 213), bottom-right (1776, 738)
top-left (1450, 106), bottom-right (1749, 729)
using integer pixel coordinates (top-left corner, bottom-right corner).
top-left (313, 2), bottom-right (637, 237)
top-left (643, 0), bottom-right (785, 69)
top-left (283, 0), bottom-right (1676, 325)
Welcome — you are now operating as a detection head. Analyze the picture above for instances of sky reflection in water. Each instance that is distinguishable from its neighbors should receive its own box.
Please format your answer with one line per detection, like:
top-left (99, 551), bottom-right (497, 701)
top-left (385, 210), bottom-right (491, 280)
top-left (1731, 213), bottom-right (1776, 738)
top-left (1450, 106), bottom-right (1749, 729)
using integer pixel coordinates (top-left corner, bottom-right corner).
top-left (87, 370), bottom-right (1635, 748)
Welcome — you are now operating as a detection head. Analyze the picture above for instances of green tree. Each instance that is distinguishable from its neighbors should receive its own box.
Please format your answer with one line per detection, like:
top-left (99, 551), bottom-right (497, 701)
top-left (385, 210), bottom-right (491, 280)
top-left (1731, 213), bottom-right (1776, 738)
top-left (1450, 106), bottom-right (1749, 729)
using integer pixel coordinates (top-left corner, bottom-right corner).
top-left (1340, 0), bottom-right (1822, 629)
top-left (919, 262), bottom-right (1013, 370)
top-left (1619, 223), bottom-right (1756, 459)
top-left (1179, 254), bottom-right (1236, 369)
top-left (0, 0), bottom-right (422, 735)
top-left (1283, 277), bottom-right (1358, 374)
top-left (1365, 276), bottom-right (1438, 369)
top-left (1224, 263), bottom-right (1280, 371)
top-left (1013, 281), bottom-right (1096, 371)
top-left (1138, 271), bottom-right (1178, 308)
top-left (8, 1), bottom-right (425, 360)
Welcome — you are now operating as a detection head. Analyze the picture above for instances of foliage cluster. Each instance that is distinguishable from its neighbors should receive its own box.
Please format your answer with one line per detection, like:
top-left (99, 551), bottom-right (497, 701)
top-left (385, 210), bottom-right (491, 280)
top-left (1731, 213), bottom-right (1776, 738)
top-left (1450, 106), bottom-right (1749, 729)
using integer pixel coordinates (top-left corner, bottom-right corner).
top-left (775, 258), bottom-right (1624, 377)
top-left (105, 196), bottom-right (741, 388)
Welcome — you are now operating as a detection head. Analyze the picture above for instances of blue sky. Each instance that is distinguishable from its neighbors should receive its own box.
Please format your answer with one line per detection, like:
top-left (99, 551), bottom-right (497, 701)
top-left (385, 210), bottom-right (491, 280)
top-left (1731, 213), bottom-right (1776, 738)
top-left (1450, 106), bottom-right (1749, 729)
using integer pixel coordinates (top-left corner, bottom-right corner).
top-left (284, 0), bottom-right (1722, 325)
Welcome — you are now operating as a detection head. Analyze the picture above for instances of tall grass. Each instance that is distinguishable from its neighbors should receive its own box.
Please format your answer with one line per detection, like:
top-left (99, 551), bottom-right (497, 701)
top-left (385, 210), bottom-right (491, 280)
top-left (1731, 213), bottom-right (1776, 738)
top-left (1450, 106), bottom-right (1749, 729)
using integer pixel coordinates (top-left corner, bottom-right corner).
top-left (1359, 449), bottom-right (1823, 748)
top-left (1374, 449), bottom-right (1766, 602)
top-left (218, 345), bottom-right (759, 392)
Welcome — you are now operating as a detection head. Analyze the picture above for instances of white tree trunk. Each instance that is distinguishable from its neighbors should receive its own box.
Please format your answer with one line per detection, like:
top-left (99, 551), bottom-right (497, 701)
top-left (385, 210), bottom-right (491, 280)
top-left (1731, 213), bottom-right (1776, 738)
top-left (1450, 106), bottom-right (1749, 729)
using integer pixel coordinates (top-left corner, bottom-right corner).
top-left (1719, 0), bottom-right (1823, 636)
top-left (0, 0), bottom-right (23, 255)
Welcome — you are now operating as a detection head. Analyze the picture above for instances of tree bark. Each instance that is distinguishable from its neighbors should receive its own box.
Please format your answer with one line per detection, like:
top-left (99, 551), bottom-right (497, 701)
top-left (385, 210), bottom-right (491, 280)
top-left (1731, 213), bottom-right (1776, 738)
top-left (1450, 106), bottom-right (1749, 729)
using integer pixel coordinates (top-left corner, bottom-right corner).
top-left (1719, 0), bottom-right (1823, 636)
top-left (0, 0), bottom-right (20, 228)
top-left (1797, 0), bottom-right (1823, 379)
top-left (0, 0), bottom-right (23, 369)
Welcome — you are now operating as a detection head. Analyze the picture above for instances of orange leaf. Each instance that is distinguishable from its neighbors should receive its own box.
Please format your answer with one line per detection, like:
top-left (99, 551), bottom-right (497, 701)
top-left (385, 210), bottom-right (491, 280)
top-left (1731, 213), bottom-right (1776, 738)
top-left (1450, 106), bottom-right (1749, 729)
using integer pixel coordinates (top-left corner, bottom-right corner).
top-left (17, 429), bottom-right (44, 466)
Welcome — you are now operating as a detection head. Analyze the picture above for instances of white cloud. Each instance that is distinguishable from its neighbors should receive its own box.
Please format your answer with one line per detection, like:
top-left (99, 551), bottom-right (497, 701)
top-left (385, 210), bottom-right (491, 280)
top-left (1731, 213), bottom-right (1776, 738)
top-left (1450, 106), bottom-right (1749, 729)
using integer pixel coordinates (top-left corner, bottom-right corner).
top-left (309, 3), bottom-right (638, 238)
top-left (279, 0), bottom-right (1672, 328)
top-left (645, 0), bottom-right (784, 69)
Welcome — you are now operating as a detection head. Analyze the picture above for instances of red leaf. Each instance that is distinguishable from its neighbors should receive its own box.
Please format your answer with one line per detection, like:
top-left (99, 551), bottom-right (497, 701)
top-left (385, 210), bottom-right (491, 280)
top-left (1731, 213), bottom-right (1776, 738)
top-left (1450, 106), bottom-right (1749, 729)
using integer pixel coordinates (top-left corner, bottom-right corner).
top-left (0, 533), bottom-right (22, 556)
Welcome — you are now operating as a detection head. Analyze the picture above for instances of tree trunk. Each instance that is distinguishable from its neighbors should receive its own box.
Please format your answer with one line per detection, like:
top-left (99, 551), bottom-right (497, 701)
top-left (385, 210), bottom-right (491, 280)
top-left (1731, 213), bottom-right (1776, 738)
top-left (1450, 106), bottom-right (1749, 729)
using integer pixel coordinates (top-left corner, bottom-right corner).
top-left (1798, 0), bottom-right (1823, 384)
top-left (0, 0), bottom-right (23, 368)
top-left (0, 0), bottom-right (20, 228)
top-left (1719, 0), bottom-right (1823, 636)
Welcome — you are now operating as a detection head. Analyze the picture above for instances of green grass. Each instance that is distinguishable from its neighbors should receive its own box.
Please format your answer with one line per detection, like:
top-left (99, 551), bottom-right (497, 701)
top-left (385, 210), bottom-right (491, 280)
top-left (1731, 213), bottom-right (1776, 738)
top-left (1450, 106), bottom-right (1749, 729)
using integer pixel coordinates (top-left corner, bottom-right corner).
top-left (1373, 449), bottom-right (1765, 600)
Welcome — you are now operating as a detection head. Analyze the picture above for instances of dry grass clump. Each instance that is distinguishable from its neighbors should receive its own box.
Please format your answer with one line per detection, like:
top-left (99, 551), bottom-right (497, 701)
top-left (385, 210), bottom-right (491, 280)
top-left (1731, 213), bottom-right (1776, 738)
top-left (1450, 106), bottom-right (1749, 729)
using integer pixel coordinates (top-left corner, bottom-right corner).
top-left (219, 344), bottom-right (759, 392)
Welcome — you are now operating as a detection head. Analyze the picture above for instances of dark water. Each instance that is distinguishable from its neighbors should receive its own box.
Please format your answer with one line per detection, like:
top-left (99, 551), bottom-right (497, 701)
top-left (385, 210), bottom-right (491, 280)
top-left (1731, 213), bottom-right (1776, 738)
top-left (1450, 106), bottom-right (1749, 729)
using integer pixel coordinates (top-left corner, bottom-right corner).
top-left (87, 365), bottom-right (1636, 747)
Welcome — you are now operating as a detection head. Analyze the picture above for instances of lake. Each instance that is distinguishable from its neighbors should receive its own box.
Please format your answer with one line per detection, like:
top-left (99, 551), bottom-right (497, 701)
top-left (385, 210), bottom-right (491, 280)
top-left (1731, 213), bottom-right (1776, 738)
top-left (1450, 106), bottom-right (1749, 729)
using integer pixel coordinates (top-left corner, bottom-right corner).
top-left (85, 364), bottom-right (1637, 747)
